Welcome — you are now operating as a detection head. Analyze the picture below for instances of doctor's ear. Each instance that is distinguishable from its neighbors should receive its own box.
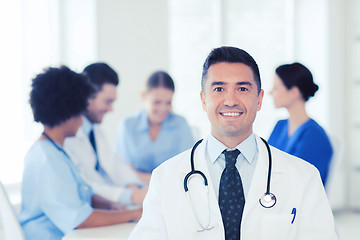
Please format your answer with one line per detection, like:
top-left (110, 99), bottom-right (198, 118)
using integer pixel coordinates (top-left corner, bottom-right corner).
top-left (200, 91), bottom-right (207, 112)
top-left (257, 89), bottom-right (264, 111)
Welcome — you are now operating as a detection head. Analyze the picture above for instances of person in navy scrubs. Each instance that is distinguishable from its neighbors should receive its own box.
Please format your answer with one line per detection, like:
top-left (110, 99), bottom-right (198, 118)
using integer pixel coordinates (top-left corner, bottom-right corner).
top-left (268, 62), bottom-right (333, 185)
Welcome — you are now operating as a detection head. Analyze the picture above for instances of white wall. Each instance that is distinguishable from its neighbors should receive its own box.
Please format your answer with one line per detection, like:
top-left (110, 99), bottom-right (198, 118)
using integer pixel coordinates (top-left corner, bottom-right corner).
top-left (346, 0), bottom-right (360, 209)
top-left (59, 0), bottom-right (98, 70)
top-left (327, 0), bottom-right (348, 210)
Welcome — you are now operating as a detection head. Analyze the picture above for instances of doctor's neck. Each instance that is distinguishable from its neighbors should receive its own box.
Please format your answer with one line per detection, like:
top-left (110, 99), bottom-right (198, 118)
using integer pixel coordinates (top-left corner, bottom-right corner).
top-left (212, 131), bottom-right (252, 149)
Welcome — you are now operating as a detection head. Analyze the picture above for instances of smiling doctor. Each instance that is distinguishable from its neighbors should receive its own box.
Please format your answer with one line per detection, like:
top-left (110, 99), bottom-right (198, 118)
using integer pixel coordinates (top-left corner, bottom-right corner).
top-left (129, 46), bottom-right (338, 240)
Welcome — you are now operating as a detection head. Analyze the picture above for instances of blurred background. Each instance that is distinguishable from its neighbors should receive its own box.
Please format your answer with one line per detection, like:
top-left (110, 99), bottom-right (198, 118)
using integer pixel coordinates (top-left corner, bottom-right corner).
top-left (0, 0), bottom-right (359, 237)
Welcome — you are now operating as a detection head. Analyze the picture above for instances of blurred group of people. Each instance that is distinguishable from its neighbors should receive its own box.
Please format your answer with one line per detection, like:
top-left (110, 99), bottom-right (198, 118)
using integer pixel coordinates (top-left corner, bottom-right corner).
top-left (18, 47), bottom-right (334, 240)
top-left (18, 63), bottom-right (195, 239)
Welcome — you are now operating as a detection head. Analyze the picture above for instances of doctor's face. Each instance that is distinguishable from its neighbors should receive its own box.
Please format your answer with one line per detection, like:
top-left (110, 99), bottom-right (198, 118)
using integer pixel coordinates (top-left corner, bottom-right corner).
top-left (200, 62), bottom-right (264, 144)
top-left (85, 83), bottom-right (117, 124)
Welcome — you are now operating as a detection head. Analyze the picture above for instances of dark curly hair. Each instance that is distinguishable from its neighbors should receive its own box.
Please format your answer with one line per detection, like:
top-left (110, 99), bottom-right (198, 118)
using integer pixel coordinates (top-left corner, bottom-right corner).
top-left (276, 62), bottom-right (319, 101)
top-left (29, 66), bottom-right (94, 127)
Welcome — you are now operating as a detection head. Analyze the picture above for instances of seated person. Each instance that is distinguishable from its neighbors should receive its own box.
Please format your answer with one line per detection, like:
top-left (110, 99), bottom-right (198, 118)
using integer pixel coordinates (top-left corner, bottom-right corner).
top-left (268, 62), bottom-right (333, 185)
top-left (64, 62), bottom-right (147, 206)
top-left (114, 71), bottom-right (195, 184)
top-left (18, 66), bottom-right (142, 240)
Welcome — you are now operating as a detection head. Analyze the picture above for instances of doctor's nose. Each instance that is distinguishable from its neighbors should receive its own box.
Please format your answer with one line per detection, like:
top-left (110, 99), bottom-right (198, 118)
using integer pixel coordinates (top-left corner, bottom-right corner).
top-left (224, 91), bottom-right (239, 107)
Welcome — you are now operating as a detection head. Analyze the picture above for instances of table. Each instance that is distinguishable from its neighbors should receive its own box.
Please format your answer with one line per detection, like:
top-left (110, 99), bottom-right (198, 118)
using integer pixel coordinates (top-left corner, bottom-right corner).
top-left (62, 222), bottom-right (137, 240)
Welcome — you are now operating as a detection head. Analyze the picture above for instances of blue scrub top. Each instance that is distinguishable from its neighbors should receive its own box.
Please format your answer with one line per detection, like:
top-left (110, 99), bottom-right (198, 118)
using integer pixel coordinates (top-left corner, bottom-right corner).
top-left (114, 111), bottom-right (195, 173)
top-left (268, 119), bottom-right (333, 185)
top-left (18, 140), bottom-right (93, 240)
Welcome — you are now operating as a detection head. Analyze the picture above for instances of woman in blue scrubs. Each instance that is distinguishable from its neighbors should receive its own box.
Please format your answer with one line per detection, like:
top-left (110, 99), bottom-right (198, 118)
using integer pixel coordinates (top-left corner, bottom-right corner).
top-left (18, 66), bottom-right (142, 240)
top-left (268, 62), bottom-right (333, 186)
top-left (114, 71), bottom-right (194, 184)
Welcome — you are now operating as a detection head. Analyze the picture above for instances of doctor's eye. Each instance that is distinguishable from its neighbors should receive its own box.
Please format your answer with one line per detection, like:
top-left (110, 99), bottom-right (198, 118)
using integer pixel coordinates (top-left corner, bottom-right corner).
top-left (213, 87), bottom-right (224, 92)
top-left (238, 87), bottom-right (248, 92)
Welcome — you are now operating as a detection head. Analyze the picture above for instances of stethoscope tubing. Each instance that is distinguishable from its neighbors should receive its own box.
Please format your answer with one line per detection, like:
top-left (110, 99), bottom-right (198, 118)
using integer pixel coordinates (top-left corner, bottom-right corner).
top-left (259, 137), bottom-right (272, 195)
top-left (183, 136), bottom-right (276, 231)
top-left (184, 137), bottom-right (276, 208)
top-left (184, 139), bottom-right (206, 192)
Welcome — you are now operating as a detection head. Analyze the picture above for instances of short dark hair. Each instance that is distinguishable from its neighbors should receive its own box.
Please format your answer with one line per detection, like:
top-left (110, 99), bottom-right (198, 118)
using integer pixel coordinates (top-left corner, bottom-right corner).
top-left (201, 46), bottom-right (261, 94)
top-left (29, 66), bottom-right (93, 128)
top-left (83, 62), bottom-right (119, 92)
top-left (145, 71), bottom-right (175, 92)
top-left (276, 62), bottom-right (318, 101)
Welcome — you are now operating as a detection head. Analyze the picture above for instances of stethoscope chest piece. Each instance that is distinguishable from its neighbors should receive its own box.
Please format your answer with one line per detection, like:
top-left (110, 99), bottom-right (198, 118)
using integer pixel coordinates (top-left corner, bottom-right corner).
top-left (259, 193), bottom-right (277, 208)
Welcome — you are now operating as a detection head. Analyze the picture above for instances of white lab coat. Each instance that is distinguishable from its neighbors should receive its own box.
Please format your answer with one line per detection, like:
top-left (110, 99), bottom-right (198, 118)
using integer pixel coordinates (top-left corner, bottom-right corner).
top-left (129, 135), bottom-right (338, 240)
top-left (64, 124), bottom-right (143, 202)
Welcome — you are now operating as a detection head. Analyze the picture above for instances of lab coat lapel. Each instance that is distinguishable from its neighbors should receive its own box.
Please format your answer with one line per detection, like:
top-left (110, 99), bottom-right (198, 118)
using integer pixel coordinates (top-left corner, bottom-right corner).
top-left (242, 135), bottom-right (284, 221)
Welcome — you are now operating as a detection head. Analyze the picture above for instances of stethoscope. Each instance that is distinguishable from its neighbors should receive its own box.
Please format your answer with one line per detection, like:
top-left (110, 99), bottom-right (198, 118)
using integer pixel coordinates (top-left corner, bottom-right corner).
top-left (183, 137), bottom-right (277, 231)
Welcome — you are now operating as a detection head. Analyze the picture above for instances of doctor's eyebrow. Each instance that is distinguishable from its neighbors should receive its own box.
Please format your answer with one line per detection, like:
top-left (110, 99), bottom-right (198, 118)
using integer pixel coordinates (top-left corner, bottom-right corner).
top-left (210, 81), bottom-right (253, 87)
top-left (236, 81), bottom-right (253, 87)
top-left (210, 81), bottom-right (225, 86)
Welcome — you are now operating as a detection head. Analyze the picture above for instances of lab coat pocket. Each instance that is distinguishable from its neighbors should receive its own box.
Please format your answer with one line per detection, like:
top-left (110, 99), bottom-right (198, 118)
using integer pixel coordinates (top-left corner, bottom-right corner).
top-left (261, 213), bottom-right (292, 240)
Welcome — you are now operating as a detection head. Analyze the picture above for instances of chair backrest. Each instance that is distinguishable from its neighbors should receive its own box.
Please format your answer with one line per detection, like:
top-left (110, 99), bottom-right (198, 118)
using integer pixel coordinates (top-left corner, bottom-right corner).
top-left (0, 181), bottom-right (25, 240)
top-left (325, 134), bottom-right (345, 198)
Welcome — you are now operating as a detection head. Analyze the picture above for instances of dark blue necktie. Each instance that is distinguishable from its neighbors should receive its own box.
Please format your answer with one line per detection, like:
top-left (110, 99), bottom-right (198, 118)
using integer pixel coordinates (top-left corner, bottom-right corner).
top-left (89, 129), bottom-right (100, 171)
top-left (89, 129), bottom-right (113, 185)
top-left (219, 149), bottom-right (245, 240)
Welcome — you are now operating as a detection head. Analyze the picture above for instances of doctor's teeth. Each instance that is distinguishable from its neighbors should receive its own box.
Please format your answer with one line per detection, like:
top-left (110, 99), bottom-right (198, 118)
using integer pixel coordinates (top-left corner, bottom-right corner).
top-left (222, 112), bottom-right (240, 117)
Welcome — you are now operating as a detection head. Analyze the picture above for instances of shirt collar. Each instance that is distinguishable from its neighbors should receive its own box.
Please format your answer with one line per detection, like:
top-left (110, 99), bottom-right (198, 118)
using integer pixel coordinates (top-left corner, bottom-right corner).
top-left (81, 115), bottom-right (94, 136)
top-left (207, 133), bottom-right (257, 164)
